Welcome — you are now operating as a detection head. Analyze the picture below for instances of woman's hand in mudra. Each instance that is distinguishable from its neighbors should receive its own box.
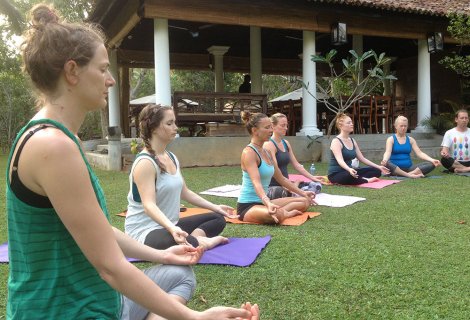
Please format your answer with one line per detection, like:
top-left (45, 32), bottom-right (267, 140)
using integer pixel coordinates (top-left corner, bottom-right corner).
top-left (170, 226), bottom-right (189, 245)
top-left (216, 204), bottom-right (239, 219)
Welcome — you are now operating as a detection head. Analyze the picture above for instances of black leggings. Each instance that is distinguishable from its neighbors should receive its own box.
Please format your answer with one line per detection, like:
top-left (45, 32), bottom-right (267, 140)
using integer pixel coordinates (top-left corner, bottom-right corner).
top-left (144, 212), bottom-right (226, 249)
top-left (386, 161), bottom-right (435, 175)
top-left (441, 157), bottom-right (470, 171)
top-left (328, 167), bottom-right (381, 185)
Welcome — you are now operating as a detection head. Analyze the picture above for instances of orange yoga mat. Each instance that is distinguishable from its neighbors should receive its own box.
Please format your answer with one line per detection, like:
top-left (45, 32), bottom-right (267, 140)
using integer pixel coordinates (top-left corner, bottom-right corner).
top-left (117, 208), bottom-right (321, 226)
top-left (225, 211), bottom-right (321, 226)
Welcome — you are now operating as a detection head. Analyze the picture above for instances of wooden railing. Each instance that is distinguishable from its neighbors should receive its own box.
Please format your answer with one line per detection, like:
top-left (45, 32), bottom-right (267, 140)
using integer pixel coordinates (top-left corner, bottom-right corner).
top-left (172, 91), bottom-right (268, 126)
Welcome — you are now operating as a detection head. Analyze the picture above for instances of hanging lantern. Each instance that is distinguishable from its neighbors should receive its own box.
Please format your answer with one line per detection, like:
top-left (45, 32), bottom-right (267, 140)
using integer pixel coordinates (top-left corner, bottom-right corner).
top-left (331, 22), bottom-right (347, 46)
top-left (427, 32), bottom-right (444, 53)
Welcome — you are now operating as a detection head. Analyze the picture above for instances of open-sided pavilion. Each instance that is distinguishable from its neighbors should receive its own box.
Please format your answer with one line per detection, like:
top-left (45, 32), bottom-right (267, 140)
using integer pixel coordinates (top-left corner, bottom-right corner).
top-left (88, 0), bottom-right (470, 170)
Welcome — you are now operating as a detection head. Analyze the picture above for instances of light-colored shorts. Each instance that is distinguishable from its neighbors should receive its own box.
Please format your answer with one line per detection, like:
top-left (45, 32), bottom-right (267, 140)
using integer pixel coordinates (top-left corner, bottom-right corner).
top-left (120, 264), bottom-right (196, 320)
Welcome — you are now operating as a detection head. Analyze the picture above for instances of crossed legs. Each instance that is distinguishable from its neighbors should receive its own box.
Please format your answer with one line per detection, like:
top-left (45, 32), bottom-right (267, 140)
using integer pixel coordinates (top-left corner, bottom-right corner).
top-left (242, 197), bottom-right (310, 224)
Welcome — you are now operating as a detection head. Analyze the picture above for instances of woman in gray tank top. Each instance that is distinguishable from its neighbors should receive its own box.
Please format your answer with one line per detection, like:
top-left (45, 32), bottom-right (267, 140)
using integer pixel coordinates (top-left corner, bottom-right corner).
top-left (126, 104), bottom-right (240, 251)
top-left (264, 113), bottom-right (326, 199)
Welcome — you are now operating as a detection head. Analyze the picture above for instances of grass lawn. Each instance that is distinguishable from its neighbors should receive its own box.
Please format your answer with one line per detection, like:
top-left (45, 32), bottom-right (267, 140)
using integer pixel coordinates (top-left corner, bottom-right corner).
top-left (1, 153), bottom-right (469, 319)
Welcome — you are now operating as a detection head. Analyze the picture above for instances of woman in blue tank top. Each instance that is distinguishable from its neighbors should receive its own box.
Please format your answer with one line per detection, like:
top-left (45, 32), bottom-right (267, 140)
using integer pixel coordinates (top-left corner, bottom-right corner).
top-left (264, 113), bottom-right (326, 199)
top-left (328, 114), bottom-right (389, 185)
top-left (237, 112), bottom-right (316, 224)
top-left (381, 116), bottom-right (440, 177)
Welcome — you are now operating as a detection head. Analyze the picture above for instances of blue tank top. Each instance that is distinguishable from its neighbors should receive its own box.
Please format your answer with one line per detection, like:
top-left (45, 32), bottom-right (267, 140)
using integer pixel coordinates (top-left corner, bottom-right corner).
top-left (390, 134), bottom-right (412, 168)
top-left (238, 145), bottom-right (275, 203)
top-left (269, 138), bottom-right (290, 186)
top-left (328, 137), bottom-right (356, 175)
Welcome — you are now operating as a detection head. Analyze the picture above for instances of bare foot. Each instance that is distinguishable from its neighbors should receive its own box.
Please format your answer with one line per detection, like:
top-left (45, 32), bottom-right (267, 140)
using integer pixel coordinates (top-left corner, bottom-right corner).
top-left (365, 177), bottom-right (380, 183)
top-left (409, 167), bottom-right (423, 176)
top-left (284, 209), bottom-right (303, 218)
top-left (409, 173), bottom-right (424, 178)
top-left (272, 208), bottom-right (303, 223)
top-left (196, 236), bottom-right (228, 250)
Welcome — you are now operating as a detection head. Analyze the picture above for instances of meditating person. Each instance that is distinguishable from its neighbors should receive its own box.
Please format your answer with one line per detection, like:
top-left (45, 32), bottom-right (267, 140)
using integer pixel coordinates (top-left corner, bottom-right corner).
top-left (264, 113), bottom-right (326, 199)
top-left (237, 111), bottom-right (316, 224)
top-left (6, 4), bottom-right (258, 319)
top-left (126, 104), bottom-right (238, 251)
top-left (440, 109), bottom-right (470, 173)
top-left (381, 116), bottom-right (440, 177)
top-left (328, 113), bottom-right (389, 185)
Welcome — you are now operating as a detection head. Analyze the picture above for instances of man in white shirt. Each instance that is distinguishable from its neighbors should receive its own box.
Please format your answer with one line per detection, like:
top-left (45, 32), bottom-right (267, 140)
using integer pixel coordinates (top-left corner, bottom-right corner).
top-left (440, 109), bottom-right (470, 173)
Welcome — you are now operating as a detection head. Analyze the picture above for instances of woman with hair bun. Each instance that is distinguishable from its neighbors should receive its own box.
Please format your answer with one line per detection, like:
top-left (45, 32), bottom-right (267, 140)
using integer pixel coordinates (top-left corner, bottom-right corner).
top-left (328, 113), bottom-right (389, 185)
top-left (236, 111), bottom-right (316, 224)
top-left (125, 104), bottom-right (236, 251)
top-left (6, 3), bottom-right (258, 319)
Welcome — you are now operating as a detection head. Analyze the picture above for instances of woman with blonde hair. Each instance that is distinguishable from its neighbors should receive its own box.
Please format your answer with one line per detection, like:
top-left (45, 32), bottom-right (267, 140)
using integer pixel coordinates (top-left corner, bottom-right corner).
top-left (237, 111), bottom-right (316, 224)
top-left (6, 3), bottom-right (258, 319)
top-left (328, 113), bottom-right (389, 185)
top-left (264, 112), bottom-right (326, 199)
top-left (381, 115), bottom-right (440, 177)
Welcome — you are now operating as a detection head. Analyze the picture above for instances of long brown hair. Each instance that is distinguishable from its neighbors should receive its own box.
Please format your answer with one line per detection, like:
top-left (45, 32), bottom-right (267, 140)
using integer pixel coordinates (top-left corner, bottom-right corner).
top-left (138, 104), bottom-right (173, 173)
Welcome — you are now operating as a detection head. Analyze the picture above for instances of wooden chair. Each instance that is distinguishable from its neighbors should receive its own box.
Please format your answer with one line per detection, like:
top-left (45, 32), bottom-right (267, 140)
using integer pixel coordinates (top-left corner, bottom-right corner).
top-left (280, 99), bottom-right (297, 136)
top-left (392, 96), bottom-right (406, 118)
top-left (356, 96), bottom-right (374, 134)
top-left (405, 95), bottom-right (418, 129)
top-left (374, 95), bottom-right (392, 133)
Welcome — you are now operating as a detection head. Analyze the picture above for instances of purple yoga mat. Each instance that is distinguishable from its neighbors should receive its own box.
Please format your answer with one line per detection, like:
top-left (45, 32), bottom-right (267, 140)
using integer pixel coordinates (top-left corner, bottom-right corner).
top-left (1, 236), bottom-right (272, 267)
top-left (198, 236), bottom-right (271, 267)
top-left (0, 242), bottom-right (8, 263)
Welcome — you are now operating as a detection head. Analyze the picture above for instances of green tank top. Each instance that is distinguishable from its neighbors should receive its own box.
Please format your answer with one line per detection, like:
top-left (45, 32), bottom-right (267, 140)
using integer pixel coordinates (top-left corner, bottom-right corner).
top-left (6, 119), bottom-right (121, 319)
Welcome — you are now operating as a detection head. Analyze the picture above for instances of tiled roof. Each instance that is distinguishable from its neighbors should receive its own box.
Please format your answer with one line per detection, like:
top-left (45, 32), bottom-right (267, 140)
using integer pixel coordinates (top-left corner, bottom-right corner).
top-left (308, 0), bottom-right (470, 16)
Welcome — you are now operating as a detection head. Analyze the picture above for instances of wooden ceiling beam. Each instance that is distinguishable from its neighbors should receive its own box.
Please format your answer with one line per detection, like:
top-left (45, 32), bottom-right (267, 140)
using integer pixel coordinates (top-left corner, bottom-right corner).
top-left (142, 0), bottom-right (451, 41)
top-left (102, 0), bottom-right (142, 48)
top-left (117, 50), bottom-right (303, 75)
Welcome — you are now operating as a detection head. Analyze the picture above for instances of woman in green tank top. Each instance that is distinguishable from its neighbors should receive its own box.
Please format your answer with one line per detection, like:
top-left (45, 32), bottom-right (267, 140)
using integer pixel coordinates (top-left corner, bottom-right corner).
top-left (6, 3), bottom-right (258, 320)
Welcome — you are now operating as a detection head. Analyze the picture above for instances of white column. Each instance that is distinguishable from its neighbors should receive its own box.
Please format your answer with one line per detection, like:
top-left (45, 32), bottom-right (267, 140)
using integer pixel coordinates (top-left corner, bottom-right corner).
top-left (298, 30), bottom-right (322, 136)
top-left (107, 49), bottom-right (122, 171)
top-left (108, 49), bottom-right (121, 128)
top-left (413, 39), bottom-right (433, 133)
top-left (154, 18), bottom-right (171, 106)
top-left (250, 26), bottom-right (262, 93)
top-left (207, 46), bottom-right (230, 92)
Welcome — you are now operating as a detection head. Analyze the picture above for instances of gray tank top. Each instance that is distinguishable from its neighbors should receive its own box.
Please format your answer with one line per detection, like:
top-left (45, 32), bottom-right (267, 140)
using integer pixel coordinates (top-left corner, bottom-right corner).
top-left (125, 152), bottom-right (183, 243)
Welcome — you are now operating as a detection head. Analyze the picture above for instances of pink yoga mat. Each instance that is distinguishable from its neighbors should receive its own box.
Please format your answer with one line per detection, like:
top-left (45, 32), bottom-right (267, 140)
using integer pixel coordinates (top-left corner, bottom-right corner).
top-left (356, 179), bottom-right (401, 189)
top-left (288, 174), bottom-right (312, 183)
